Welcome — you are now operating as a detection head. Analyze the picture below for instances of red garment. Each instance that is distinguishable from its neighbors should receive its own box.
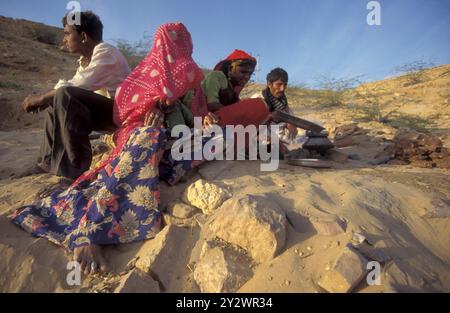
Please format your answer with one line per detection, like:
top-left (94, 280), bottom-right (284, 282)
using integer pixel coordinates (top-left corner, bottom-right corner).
top-left (73, 22), bottom-right (204, 185)
top-left (213, 49), bottom-right (257, 71)
top-left (191, 49), bottom-right (257, 117)
top-left (216, 98), bottom-right (270, 127)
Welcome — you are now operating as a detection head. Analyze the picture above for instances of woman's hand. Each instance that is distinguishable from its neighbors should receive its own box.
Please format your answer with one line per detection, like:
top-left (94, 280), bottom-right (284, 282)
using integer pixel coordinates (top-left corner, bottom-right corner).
top-left (203, 112), bottom-right (220, 128)
top-left (144, 107), bottom-right (165, 128)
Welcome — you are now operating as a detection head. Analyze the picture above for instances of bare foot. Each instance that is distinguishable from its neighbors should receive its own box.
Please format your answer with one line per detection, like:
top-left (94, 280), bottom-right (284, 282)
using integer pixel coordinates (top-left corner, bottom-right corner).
top-left (73, 245), bottom-right (108, 275)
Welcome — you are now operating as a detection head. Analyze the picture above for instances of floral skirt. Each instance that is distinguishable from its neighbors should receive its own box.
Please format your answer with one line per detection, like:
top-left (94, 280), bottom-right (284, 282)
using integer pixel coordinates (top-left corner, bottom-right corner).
top-left (10, 127), bottom-right (176, 250)
top-left (10, 124), bottom-right (240, 250)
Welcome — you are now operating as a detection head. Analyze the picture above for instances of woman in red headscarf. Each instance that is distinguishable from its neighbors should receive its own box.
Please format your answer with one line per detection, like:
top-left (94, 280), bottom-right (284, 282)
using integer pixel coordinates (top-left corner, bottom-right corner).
top-left (191, 49), bottom-right (271, 129)
top-left (11, 22), bottom-right (206, 275)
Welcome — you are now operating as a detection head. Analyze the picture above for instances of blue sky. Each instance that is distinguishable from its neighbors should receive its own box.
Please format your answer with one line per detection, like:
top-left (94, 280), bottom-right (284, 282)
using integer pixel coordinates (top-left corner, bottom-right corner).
top-left (1, 0), bottom-right (449, 86)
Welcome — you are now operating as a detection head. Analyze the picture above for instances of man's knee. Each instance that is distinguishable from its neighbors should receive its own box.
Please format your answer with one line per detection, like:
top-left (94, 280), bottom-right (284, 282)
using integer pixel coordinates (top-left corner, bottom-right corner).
top-left (53, 86), bottom-right (72, 111)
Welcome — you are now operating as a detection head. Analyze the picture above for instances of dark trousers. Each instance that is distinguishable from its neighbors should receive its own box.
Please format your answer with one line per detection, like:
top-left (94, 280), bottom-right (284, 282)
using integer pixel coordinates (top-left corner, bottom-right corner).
top-left (38, 86), bottom-right (116, 180)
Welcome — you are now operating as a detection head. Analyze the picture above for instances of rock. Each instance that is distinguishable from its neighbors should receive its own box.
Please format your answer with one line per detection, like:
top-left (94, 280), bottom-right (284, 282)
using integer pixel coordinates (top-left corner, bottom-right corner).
top-left (182, 179), bottom-right (231, 215)
top-left (166, 201), bottom-right (198, 219)
top-left (334, 136), bottom-right (354, 148)
top-left (193, 240), bottom-right (253, 293)
top-left (318, 247), bottom-right (368, 293)
top-left (351, 242), bottom-right (391, 263)
top-left (334, 124), bottom-right (360, 140)
top-left (209, 195), bottom-right (287, 263)
top-left (419, 198), bottom-right (450, 218)
top-left (114, 269), bottom-right (160, 293)
top-left (162, 213), bottom-right (197, 228)
top-left (135, 225), bottom-right (192, 290)
top-left (384, 261), bottom-right (425, 293)
top-left (310, 216), bottom-right (346, 236)
top-left (325, 149), bottom-right (348, 163)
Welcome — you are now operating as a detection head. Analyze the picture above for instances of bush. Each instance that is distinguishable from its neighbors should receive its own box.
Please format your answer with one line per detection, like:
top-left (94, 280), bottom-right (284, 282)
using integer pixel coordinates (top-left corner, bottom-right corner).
top-left (394, 60), bottom-right (435, 86)
top-left (114, 33), bottom-right (151, 69)
top-left (314, 75), bottom-right (361, 107)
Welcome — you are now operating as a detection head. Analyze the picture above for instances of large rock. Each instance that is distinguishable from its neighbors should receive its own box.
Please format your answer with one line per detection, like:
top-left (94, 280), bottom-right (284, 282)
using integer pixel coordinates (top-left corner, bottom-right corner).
top-left (193, 241), bottom-right (253, 293)
top-left (135, 225), bottom-right (193, 290)
top-left (209, 195), bottom-right (287, 263)
top-left (114, 269), bottom-right (160, 293)
top-left (182, 179), bottom-right (231, 215)
top-left (318, 247), bottom-right (368, 293)
top-left (384, 261), bottom-right (425, 293)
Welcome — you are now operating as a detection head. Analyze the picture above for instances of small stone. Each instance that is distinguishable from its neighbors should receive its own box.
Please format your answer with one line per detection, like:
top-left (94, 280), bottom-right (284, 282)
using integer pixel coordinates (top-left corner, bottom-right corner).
top-left (310, 216), bottom-right (346, 236)
top-left (352, 232), bottom-right (367, 245)
top-left (285, 280), bottom-right (291, 286)
top-left (318, 247), bottom-right (368, 293)
top-left (307, 246), bottom-right (313, 251)
top-left (268, 276), bottom-right (273, 281)
top-left (294, 248), bottom-right (299, 254)
top-left (182, 179), bottom-right (231, 215)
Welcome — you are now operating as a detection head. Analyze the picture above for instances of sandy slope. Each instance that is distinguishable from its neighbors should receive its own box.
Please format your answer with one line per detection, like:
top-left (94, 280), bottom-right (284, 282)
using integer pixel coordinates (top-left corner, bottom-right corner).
top-left (0, 128), bottom-right (449, 292)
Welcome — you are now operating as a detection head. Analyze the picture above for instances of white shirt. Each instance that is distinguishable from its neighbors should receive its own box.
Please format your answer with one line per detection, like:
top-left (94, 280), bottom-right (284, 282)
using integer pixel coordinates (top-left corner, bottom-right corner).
top-left (54, 42), bottom-right (130, 99)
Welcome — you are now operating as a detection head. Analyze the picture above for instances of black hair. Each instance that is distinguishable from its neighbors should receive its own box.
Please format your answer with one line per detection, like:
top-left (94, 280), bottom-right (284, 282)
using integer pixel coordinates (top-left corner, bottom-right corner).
top-left (62, 11), bottom-right (103, 42)
top-left (266, 67), bottom-right (288, 83)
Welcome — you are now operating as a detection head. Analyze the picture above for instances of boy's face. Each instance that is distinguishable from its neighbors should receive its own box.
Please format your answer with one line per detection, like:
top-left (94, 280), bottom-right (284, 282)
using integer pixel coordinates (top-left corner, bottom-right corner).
top-left (268, 79), bottom-right (288, 99)
top-left (63, 24), bottom-right (83, 53)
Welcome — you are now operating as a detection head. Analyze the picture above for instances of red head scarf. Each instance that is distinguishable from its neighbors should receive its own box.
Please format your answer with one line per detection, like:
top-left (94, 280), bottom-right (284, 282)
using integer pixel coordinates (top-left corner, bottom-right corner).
top-left (73, 22), bottom-right (204, 185)
top-left (213, 49), bottom-right (257, 71)
top-left (189, 49), bottom-right (258, 117)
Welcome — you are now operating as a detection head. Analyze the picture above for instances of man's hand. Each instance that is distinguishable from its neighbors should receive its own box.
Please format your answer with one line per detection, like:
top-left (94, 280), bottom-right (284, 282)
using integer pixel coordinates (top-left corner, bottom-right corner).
top-left (22, 95), bottom-right (49, 113)
top-left (286, 123), bottom-right (298, 141)
top-left (144, 107), bottom-right (165, 128)
top-left (203, 112), bottom-right (220, 128)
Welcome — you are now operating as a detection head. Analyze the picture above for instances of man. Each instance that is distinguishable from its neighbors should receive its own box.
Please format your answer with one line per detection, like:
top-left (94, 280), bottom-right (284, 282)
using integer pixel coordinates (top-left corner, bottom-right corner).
top-left (19, 11), bottom-right (130, 181)
top-left (253, 67), bottom-right (298, 143)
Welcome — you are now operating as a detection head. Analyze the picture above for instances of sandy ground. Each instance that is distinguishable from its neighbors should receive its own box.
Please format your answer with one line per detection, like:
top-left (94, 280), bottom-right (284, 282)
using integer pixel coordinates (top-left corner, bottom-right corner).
top-left (0, 126), bottom-right (449, 293)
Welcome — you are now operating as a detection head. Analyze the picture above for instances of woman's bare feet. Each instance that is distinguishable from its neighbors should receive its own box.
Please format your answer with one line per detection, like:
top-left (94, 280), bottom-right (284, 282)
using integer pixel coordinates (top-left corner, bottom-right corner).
top-left (73, 245), bottom-right (108, 275)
